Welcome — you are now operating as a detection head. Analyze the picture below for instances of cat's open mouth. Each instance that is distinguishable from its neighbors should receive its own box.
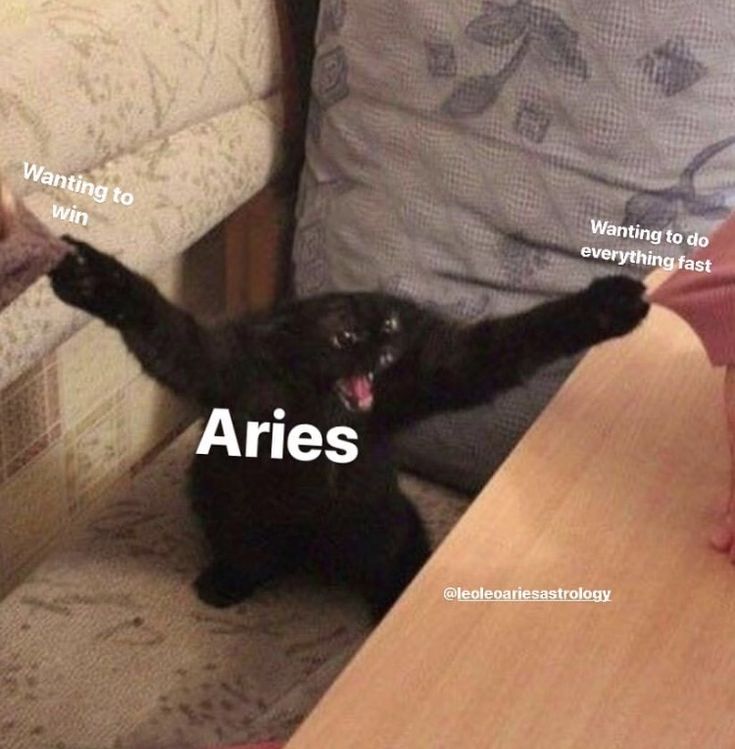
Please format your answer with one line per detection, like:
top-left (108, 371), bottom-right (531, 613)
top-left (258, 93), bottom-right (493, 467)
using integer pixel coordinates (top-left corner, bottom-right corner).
top-left (335, 373), bottom-right (374, 413)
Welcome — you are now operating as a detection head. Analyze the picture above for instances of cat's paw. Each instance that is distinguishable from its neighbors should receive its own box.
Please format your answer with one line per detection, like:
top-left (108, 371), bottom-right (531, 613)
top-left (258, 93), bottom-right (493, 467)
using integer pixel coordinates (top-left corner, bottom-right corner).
top-left (50, 236), bottom-right (131, 322)
top-left (584, 275), bottom-right (649, 339)
top-left (193, 564), bottom-right (257, 608)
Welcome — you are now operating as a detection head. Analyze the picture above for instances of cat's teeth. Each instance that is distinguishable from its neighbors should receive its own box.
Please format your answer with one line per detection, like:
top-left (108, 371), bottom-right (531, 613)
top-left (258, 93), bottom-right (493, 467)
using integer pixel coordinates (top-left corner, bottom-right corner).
top-left (367, 372), bottom-right (374, 383)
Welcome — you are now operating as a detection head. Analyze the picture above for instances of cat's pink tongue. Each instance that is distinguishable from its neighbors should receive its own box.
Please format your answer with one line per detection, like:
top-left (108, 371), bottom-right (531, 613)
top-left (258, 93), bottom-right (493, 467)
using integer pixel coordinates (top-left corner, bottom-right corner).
top-left (350, 375), bottom-right (374, 411)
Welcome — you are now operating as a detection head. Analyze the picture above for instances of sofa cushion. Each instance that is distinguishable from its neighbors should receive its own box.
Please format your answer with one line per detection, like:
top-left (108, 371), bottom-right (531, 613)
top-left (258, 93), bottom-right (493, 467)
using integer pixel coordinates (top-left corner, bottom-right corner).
top-left (0, 0), bottom-right (282, 182)
top-left (0, 0), bottom-right (290, 391)
top-left (291, 0), bottom-right (735, 492)
top-left (0, 96), bottom-right (283, 392)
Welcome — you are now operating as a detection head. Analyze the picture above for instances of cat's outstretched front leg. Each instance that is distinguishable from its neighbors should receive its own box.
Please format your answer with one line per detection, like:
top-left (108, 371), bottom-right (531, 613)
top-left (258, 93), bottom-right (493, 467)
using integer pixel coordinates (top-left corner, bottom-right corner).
top-left (503, 274), bottom-right (650, 372)
top-left (50, 236), bottom-right (237, 406)
top-left (379, 275), bottom-right (649, 426)
top-left (449, 275), bottom-right (649, 394)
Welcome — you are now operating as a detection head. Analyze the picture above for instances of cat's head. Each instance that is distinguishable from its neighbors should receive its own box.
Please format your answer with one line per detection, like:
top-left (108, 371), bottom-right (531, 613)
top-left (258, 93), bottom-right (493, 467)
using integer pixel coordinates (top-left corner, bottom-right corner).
top-left (279, 292), bottom-right (416, 414)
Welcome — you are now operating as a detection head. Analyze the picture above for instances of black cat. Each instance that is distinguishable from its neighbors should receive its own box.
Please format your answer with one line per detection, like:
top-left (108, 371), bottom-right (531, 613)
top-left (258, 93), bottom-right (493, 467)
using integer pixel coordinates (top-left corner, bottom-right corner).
top-left (49, 238), bottom-right (648, 618)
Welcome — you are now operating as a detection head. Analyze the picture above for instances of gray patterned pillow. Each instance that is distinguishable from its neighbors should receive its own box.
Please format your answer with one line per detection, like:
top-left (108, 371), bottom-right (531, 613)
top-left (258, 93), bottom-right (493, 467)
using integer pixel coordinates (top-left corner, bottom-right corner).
top-left (292, 0), bottom-right (735, 492)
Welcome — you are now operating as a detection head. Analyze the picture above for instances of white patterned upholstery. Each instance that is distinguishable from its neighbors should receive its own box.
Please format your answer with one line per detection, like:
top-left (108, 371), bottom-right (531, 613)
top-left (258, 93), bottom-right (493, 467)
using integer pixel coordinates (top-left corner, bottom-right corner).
top-left (0, 0), bottom-right (286, 390)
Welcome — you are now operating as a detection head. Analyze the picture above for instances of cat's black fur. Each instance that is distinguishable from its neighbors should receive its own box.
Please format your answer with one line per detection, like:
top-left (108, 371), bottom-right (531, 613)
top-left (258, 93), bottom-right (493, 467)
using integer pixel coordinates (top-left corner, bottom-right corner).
top-left (49, 237), bottom-right (648, 618)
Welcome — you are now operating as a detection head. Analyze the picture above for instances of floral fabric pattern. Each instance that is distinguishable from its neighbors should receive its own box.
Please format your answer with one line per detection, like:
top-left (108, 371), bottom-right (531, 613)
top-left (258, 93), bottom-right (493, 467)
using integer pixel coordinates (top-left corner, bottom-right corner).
top-left (293, 0), bottom-right (735, 491)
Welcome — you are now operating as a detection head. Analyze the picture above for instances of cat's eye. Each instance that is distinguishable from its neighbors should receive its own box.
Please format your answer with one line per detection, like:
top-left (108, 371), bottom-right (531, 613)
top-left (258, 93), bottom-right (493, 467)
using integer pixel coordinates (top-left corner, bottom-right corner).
top-left (332, 330), bottom-right (358, 349)
top-left (382, 315), bottom-right (399, 334)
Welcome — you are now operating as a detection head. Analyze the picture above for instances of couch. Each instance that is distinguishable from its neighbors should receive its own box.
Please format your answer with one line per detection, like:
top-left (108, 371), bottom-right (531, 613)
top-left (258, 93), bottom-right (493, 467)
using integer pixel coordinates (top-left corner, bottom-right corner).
top-left (0, 0), bottom-right (286, 596)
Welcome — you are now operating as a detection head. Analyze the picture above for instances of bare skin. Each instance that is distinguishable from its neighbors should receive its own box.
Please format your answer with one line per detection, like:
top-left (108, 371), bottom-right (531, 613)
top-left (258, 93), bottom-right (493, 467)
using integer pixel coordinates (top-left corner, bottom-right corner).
top-left (710, 366), bottom-right (735, 559)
